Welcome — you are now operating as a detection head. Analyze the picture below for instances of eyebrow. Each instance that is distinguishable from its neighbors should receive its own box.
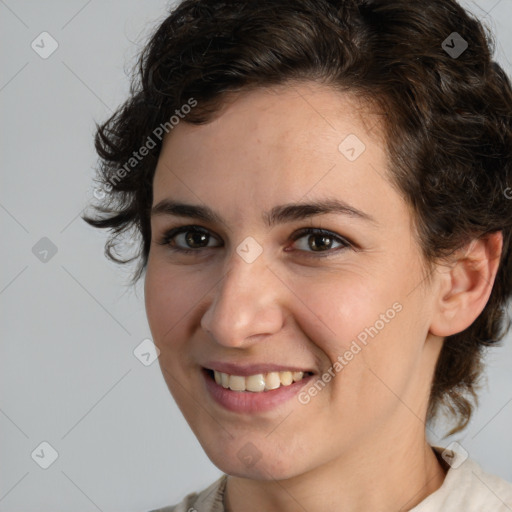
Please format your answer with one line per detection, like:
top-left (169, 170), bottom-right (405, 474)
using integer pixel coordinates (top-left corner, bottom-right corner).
top-left (150, 197), bottom-right (377, 227)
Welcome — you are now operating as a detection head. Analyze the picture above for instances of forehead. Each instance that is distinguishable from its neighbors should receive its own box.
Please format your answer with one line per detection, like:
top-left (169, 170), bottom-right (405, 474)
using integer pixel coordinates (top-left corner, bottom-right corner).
top-left (151, 82), bottom-right (407, 231)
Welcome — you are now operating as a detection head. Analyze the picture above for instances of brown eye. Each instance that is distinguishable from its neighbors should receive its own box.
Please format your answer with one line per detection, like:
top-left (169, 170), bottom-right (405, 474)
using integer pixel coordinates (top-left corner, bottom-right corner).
top-left (180, 230), bottom-right (210, 249)
top-left (290, 228), bottom-right (351, 256)
top-left (159, 226), bottom-right (222, 253)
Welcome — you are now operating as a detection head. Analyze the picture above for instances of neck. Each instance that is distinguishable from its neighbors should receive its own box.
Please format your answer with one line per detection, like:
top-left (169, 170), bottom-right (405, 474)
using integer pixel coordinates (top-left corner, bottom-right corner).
top-left (224, 435), bottom-right (447, 512)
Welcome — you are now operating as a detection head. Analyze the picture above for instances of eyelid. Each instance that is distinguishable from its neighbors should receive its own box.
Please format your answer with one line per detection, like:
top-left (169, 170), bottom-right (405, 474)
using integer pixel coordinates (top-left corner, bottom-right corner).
top-left (287, 227), bottom-right (353, 256)
top-left (290, 227), bottom-right (348, 242)
top-left (157, 225), bottom-right (223, 249)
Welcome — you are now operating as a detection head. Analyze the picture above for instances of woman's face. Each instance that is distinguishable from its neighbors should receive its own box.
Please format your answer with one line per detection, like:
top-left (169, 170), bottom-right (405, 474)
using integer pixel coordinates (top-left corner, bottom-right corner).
top-left (145, 82), bottom-right (443, 479)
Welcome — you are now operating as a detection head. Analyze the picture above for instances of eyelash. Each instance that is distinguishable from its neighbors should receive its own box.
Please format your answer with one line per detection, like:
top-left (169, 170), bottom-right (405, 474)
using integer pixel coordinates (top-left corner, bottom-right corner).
top-left (157, 225), bottom-right (353, 258)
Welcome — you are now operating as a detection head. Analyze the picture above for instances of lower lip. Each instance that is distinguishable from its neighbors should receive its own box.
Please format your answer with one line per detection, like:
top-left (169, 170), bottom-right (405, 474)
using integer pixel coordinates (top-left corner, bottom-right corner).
top-left (202, 369), bottom-right (315, 414)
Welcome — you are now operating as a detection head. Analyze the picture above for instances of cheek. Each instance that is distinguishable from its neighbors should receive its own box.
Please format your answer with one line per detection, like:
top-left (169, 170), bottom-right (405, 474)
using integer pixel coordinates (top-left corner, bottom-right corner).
top-left (144, 260), bottom-right (205, 407)
top-left (292, 267), bottom-right (421, 409)
top-left (144, 259), bottom-right (202, 346)
top-left (290, 269), bottom-right (393, 357)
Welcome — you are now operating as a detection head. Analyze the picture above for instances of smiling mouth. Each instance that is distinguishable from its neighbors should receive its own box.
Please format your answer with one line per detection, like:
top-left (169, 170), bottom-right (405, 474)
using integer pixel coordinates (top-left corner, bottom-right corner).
top-left (204, 368), bottom-right (314, 393)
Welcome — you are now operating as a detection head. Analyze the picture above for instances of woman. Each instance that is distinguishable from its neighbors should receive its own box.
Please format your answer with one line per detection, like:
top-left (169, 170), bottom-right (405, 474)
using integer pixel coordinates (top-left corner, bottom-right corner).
top-left (83, 0), bottom-right (512, 510)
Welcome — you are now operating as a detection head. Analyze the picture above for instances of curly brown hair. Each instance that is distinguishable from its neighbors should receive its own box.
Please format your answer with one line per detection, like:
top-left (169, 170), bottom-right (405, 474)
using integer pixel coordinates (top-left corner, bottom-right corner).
top-left (83, 0), bottom-right (512, 435)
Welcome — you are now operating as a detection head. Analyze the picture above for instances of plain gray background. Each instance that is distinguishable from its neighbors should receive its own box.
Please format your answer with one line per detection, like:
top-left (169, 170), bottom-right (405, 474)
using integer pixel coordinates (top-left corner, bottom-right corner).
top-left (1, 0), bottom-right (511, 510)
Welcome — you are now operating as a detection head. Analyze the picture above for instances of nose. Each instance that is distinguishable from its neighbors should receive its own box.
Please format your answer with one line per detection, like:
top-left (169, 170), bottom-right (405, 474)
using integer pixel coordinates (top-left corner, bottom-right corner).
top-left (200, 249), bottom-right (285, 348)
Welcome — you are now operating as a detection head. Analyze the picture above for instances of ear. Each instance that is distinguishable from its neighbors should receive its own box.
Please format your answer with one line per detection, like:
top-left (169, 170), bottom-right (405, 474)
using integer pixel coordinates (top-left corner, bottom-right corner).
top-left (429, 231), bottom-right (503, 337)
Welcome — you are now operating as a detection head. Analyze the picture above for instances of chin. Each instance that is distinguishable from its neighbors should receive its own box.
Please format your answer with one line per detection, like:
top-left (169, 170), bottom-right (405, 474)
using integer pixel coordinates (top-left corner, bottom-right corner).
top-left (202, 440), bottom-right (305, 481)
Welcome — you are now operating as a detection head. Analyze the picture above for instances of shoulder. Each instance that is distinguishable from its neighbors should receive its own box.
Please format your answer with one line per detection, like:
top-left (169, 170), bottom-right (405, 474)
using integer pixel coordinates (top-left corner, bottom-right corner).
top-left (147, 474), bottom-right (228, 512)
top-left (412, 446), bottom-right (512, 511)
top-left (466, 458), bottom-right (512, 511)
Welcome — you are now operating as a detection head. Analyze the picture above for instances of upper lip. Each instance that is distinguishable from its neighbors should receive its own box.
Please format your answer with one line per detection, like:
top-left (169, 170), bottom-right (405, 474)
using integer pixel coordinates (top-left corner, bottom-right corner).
top-left (203, 361), bottom-right (315, 376)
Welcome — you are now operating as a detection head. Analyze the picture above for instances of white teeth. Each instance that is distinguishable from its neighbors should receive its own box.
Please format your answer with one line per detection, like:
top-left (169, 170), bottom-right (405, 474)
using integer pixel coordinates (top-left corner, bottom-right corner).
top-left (264, 372), bottom-right (281, 390)
top-left (292, 371), bottom-right (304, 382)
top-left (228, 375), bottom-right (246, 391)
top-left (212, 369), bottom-right (310, 392)
top-left (246, 374), bottom-right (266, 392)
top-left (280, 371), bottom-right (293, 386)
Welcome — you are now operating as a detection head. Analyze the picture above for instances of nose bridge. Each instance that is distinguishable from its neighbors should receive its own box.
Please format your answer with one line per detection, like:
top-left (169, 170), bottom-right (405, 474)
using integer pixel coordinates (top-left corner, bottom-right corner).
top-left (201, 248), bottom-right (284, 347)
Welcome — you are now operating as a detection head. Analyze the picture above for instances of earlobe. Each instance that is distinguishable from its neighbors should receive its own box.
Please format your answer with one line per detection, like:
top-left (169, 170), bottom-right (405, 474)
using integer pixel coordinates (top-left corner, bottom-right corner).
top-left (429, 231), bottom-right (503, 338)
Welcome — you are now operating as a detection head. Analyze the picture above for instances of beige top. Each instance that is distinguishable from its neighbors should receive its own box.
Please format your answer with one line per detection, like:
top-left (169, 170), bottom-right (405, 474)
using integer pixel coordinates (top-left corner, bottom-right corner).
top-left (148, 447), bottom-right (512, 512)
